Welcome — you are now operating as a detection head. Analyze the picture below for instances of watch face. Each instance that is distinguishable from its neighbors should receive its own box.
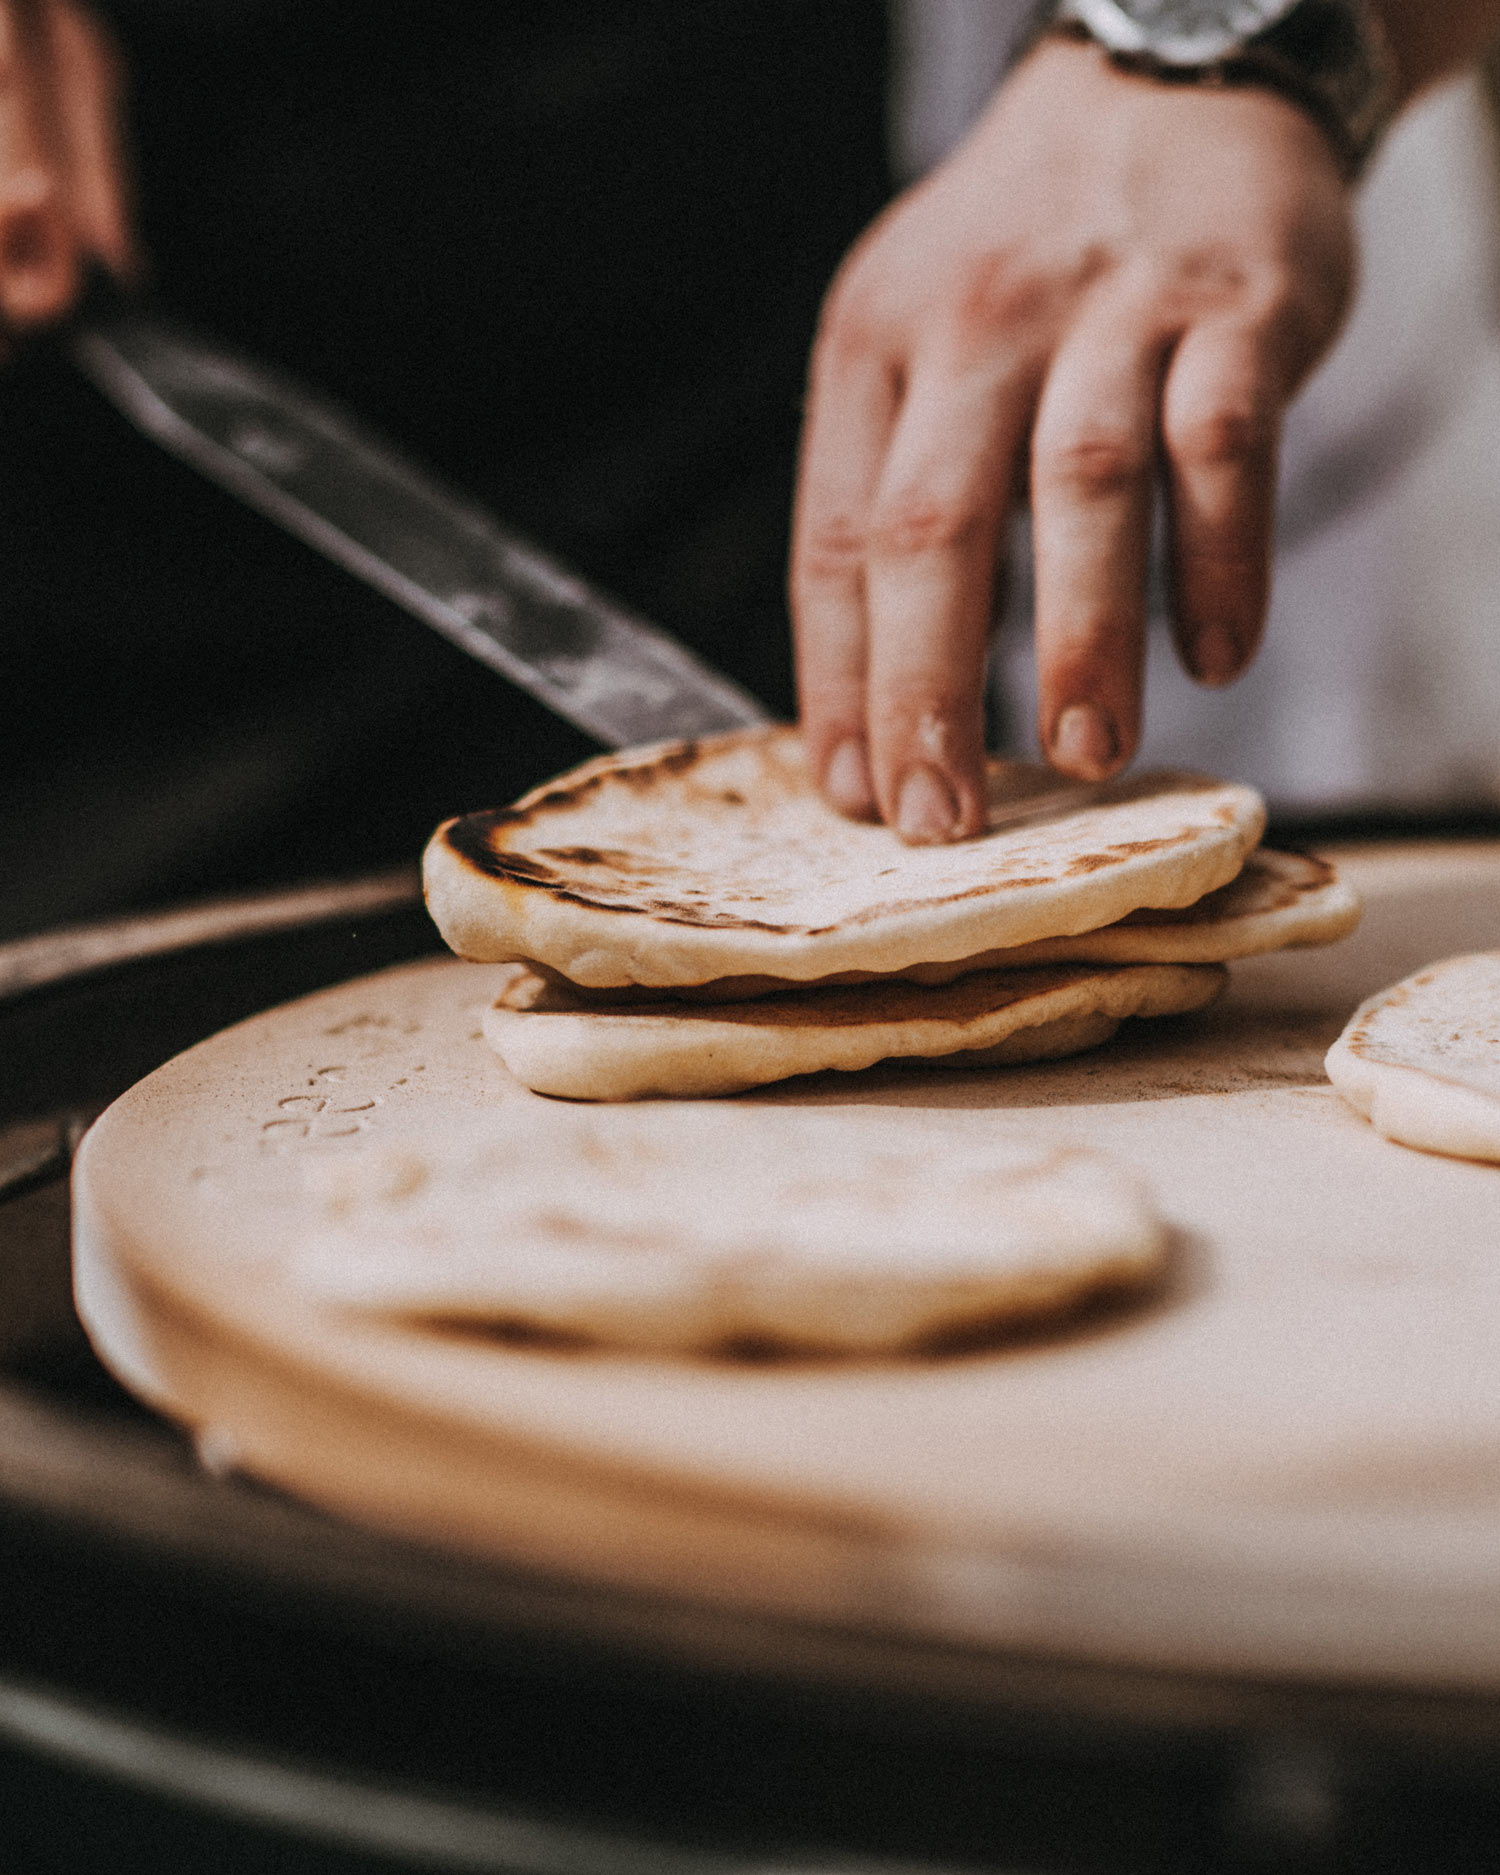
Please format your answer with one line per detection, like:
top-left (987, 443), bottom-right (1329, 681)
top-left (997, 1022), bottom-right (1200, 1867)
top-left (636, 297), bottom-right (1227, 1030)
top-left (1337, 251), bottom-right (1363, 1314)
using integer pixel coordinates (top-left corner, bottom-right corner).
top-left (1065, 0), bottom-right (1303, 63)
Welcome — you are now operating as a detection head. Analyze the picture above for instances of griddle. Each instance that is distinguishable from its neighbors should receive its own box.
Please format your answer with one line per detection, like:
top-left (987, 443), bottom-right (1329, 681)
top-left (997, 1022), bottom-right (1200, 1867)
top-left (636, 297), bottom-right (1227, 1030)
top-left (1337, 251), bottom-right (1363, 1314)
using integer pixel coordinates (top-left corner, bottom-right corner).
top-left (3, 872), bottom-right (1499, 1874)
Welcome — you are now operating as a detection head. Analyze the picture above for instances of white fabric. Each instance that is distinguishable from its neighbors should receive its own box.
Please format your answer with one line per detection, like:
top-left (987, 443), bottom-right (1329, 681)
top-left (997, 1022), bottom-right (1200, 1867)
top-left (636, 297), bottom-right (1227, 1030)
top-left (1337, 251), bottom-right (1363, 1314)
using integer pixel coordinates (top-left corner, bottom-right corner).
top-left (891, 3), bottom-right (1500, 809)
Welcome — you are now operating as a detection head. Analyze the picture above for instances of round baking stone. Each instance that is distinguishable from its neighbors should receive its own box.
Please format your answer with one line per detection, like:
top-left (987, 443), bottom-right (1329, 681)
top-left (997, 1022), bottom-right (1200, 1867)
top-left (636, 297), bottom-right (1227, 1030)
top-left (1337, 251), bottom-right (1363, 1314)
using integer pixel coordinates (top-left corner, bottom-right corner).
top-left (72, 849), bottom-right (1500, 1692)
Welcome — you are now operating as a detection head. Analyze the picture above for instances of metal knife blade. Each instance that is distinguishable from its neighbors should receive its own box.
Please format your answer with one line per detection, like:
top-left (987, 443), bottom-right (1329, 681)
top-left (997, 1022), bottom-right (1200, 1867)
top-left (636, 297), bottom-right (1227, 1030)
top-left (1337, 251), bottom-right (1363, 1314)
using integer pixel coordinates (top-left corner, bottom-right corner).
top-left (70, 307), bottom-right (771, 749)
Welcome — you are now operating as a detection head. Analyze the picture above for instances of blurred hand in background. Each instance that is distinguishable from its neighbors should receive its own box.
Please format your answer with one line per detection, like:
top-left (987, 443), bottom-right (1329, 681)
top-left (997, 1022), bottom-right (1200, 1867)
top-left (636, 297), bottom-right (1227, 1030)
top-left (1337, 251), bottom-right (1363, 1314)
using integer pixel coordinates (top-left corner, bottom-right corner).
top-left (0, 0), bottom-right (134, 353)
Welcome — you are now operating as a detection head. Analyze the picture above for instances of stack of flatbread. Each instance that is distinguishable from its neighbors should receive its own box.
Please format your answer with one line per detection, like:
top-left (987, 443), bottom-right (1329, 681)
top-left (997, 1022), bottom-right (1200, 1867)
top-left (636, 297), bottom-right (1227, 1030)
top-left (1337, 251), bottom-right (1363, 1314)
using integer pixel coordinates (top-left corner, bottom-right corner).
top-left (423, 728), bottom-right (1360, 1100)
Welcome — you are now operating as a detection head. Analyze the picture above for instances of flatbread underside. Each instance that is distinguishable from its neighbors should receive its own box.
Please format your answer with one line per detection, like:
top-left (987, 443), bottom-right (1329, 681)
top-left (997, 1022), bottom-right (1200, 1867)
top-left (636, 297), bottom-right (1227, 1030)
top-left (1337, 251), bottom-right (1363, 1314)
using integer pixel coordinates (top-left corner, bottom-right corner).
top-left (424, 729), bottom-right (1265, 987)
top-left (484, 961), bottom-right (1227, 1100)
top-left (1326, 953), bottom-right (1500, 1162)
top-left (294, 1108), bottom-right (1168, 1354)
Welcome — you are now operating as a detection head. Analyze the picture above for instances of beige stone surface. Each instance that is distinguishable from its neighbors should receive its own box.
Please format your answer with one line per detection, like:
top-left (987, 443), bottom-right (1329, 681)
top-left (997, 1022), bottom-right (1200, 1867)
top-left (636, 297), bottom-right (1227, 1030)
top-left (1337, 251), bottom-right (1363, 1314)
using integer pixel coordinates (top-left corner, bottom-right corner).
top-left (70, 842), bottom-right (1500, 1689)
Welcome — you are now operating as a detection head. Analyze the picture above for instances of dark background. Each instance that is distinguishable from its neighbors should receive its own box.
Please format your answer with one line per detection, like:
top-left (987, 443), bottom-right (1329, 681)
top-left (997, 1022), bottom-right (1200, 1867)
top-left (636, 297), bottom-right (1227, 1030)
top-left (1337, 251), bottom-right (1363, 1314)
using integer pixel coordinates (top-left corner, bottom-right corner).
top-left (0, 1), bottom-right (892, 938)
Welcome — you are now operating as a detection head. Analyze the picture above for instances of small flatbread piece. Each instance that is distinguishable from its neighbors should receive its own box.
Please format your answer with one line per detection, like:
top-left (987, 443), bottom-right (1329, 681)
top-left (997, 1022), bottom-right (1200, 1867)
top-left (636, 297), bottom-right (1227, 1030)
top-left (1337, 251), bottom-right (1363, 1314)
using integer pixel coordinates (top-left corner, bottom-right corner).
top-left (424, 728), bottom-right (1264, 988)
top-left (295, 1107), bottom-right (1167, 1355)
top-left (484, 961), bottom-right (1226, 1100)
top-left (1327, 953), bottom-right (1500, 1162)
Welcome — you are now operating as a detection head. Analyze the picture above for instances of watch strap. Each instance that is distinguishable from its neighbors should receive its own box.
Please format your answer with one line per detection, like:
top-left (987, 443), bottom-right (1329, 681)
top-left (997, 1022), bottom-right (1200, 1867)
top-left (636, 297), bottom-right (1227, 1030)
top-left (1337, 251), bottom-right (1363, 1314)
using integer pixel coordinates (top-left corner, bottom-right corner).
top-left (1043, 1), bottom-right (1397, 179)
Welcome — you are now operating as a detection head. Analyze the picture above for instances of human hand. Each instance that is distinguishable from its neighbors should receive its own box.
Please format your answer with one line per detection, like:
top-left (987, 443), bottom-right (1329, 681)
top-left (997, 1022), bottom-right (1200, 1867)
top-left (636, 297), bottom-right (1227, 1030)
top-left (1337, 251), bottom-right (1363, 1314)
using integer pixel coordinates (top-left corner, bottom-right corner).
top-left (0, 0), bottom-right (134, 352)
top-left (791, 33), bottom-right (1355, 840)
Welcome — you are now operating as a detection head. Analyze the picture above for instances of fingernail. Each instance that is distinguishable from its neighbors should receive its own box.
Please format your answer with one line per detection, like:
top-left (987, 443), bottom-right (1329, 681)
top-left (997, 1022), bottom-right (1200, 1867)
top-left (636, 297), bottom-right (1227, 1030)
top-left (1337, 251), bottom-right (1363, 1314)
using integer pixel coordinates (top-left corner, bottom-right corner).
top-left (1051, 704), bottom-right (1118, 778)
top-left (0, 211), bottom-right (63, 321)
top-left (824, 737), bottom-right (875, 818)
top-left (896, 764), bottom-right (961, 845)
top-left (1192, 622), bottom-right (1241, 686)
top-left (1, 211), bottom-right (51, 274)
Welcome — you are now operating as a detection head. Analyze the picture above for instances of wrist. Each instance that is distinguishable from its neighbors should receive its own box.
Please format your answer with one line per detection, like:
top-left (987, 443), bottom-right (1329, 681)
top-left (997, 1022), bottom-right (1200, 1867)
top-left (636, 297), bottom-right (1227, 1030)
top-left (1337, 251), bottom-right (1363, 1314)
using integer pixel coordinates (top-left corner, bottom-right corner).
top-left (1041, 0), bottom-right (1396, 178)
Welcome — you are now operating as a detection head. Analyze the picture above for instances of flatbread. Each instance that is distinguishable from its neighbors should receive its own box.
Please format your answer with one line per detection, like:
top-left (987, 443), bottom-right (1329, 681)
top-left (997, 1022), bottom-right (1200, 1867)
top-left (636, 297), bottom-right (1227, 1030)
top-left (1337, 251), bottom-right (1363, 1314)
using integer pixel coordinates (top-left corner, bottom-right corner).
top-left (424, 728), bottom-right (1265, 988)
top-left (293, 1106), bottom-right (1167, 1355)
top-left (1326, 953), bottom-right (1500, 1161)
top-left (573, 848), bottom-right (1359, 1003)
top-left (483, 961), bottom-right (1227, 1100)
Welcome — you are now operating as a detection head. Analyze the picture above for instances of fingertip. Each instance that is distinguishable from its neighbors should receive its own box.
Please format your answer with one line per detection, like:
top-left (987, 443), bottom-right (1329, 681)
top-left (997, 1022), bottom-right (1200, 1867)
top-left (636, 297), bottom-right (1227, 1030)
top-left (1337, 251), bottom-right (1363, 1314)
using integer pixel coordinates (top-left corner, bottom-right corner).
top-left (949, 776), bottom-right (988, 841)
top-left (822, 735), bottom-right (879, 821)
top-left (1046, 702), bottom-right (1123, 782)
top-left (0, 158), bottom-right (73, 315)
top-left (0, 215), bottom-right (76, 326)
top-left (1184, 620), bottom-right (1247, 688)
top-left (889, 764), bottom-right (958, 845)
top-left (869, 701), bottom-right (989, 843)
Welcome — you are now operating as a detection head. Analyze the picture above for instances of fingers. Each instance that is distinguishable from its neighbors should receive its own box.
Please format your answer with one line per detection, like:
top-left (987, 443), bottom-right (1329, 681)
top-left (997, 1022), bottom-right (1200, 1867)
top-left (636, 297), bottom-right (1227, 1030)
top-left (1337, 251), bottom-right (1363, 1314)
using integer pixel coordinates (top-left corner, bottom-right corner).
top-left (794, 329), bottom-right (1026, 842)
top-left (1031, 291), bottom-right (1170, 780)
top-left (1161, 320), bottom-right (1280, 685)
top-left (45, 0), bottom-right (136, 279)
top-left (798, 289), bottom-right (1294, 817)
top-left (861, 362), bottom-right (1027, 840)
top-left (0, 0), bottom-right (76, 327)
top-left (791, 304), bottom-right (900, 823)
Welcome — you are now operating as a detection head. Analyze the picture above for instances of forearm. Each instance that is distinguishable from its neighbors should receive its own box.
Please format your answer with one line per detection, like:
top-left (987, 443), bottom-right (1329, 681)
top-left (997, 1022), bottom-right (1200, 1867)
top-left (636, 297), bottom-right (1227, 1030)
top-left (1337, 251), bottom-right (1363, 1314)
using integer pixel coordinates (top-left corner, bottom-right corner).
top-left (1376, 0), bottom-right (1500, 104)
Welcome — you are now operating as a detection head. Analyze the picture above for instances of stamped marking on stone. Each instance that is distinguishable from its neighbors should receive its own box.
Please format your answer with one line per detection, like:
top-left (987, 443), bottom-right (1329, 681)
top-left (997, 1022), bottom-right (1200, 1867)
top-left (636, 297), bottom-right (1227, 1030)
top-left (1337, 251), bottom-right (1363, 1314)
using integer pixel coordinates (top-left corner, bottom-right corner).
top-left (259, 1082), bottom-right (386, 1152)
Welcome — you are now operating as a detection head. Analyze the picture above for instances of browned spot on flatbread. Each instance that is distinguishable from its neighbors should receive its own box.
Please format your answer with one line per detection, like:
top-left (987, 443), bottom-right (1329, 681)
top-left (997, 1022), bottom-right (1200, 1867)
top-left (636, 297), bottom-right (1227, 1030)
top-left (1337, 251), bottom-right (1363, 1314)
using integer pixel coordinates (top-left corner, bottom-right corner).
top-left (535, 846), bottom-right (636, 867)
top-left (610, 741), bottom-right (700, 788)
top-left (444, 816), bottom-right (814, 931)
top-left (1064, 834), bottom-right (1195, 877)
top-left (463, 850), bottom-right (560, 885)
top-left (488, 744), bottom-right (701, 824)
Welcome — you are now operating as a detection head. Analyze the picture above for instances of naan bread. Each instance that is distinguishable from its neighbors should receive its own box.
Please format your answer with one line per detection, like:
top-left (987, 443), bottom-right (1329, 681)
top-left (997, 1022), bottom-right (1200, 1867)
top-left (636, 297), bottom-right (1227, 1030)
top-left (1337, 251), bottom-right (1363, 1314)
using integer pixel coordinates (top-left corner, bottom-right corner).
top-left (424, 729), bottom-right (1265, 989)
top-left (1326, 954), bottom-right (1500, 1162)
top-left (484, 961), bottom-right (1226, 1100)
top-left (295, 1107), bottom-right (1167, 1354)
top-left (583, 847), bottom-right (1359, 1003)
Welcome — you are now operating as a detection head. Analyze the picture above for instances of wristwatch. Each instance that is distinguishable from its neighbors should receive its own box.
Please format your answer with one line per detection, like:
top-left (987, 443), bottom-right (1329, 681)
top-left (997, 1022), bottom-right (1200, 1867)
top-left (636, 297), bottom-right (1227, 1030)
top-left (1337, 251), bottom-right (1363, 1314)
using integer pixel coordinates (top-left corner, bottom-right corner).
top-left (1047, 0), bottom-right (1397, 177)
